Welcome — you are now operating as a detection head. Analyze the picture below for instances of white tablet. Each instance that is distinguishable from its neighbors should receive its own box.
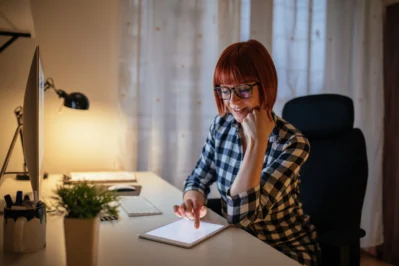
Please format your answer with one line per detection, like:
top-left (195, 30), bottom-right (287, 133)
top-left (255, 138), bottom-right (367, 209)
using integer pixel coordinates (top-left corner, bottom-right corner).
top-left (138, 219), bottom-right (230, 248)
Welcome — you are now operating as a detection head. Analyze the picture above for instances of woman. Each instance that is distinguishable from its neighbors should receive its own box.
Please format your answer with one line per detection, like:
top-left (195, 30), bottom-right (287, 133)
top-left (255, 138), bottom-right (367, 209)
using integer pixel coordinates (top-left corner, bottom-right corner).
top-left (173, 39), bottom-right (319, 265)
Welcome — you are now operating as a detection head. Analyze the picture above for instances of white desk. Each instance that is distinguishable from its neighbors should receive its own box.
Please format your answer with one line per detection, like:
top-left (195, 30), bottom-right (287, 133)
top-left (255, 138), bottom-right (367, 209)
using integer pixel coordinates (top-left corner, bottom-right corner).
top-left (0, 172), bottom-right (299, 266)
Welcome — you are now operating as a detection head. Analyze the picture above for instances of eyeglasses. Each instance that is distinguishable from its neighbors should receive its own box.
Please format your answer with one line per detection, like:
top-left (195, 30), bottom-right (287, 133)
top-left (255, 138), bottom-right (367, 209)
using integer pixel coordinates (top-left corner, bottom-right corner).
top-left (214, 82), bottom-right (259, 100)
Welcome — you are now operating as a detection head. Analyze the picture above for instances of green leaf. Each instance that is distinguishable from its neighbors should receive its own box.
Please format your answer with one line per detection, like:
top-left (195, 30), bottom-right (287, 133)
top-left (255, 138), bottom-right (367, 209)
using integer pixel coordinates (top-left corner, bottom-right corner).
top-left (53, 182), bottom-right (120, 219)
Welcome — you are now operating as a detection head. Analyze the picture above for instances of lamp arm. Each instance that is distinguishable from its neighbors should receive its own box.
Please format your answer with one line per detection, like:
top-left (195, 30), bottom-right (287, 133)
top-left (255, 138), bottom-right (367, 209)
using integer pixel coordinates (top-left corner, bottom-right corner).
top-left (45, 86), bottom-right (67, 98)
top-left (44, 78), bottom-right (67, 99)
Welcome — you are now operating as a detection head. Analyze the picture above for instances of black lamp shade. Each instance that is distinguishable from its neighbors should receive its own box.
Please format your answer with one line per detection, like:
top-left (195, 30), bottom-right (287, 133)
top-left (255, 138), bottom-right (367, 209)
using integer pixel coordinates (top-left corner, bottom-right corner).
top-left (63, 92), bottom-right (90, 110)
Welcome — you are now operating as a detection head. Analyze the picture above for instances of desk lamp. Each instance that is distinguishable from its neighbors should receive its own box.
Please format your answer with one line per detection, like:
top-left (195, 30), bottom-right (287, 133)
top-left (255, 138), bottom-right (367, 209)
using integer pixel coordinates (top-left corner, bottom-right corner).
top-left (0, 78), bottom-right (90, 181)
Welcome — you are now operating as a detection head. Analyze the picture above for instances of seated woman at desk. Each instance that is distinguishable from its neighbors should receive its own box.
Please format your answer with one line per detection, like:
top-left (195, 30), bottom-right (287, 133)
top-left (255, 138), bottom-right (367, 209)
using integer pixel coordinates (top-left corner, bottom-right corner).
top-left (173, 39), bottom-right (319, 265)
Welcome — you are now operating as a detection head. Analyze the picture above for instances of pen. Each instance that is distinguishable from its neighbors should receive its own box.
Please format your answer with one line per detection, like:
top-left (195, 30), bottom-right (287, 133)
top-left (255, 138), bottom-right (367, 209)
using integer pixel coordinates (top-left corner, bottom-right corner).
top-left (4, 194), bottom-right (13, 208)
top-left (15, 191), bottom-right (23, 205)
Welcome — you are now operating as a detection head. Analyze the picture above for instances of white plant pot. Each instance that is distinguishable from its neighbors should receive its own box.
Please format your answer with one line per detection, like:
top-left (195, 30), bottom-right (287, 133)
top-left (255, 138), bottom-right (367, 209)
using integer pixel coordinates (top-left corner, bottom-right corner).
top-left (64, 217), bottom-right (100, 266)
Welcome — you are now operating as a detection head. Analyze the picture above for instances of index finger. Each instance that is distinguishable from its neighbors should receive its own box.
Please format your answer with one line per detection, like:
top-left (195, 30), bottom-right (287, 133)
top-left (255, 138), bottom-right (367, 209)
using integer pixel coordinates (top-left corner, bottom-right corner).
top-left (193, 201), bottom-right (202, 229)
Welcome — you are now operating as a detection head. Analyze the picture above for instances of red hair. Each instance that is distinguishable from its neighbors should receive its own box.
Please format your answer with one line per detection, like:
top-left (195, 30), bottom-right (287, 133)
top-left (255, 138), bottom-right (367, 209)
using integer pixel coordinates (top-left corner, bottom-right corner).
top-left (213, 39), bottom-right (278, 115)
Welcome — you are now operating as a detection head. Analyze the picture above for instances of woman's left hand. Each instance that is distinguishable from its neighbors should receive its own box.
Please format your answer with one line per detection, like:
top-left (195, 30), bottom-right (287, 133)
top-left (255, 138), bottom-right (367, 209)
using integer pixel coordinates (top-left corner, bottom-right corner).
top-left (241, 107), bottom-right (275, 147)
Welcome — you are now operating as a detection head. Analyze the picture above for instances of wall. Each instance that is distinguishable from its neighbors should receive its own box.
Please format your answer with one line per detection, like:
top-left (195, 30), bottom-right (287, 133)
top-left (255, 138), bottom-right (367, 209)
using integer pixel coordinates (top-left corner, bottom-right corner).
top-left (0, 0), bottom-right (126, 175)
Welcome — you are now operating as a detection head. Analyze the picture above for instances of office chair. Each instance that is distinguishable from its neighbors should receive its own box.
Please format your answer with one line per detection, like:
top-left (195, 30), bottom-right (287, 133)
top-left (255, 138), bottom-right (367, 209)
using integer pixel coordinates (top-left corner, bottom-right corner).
top-left (282, 94), bottom-right (368, 266)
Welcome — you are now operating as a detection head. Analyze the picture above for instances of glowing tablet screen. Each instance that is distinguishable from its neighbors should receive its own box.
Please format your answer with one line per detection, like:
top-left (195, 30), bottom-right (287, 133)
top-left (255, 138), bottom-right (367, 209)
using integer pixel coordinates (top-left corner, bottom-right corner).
top-left (145, 219), bottom-right (226, 244)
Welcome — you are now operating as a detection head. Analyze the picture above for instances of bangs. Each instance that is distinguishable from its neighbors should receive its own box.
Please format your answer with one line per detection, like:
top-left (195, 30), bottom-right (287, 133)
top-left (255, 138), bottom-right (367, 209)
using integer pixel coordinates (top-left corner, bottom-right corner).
top-left (213, 49), bottom-right (259, 86)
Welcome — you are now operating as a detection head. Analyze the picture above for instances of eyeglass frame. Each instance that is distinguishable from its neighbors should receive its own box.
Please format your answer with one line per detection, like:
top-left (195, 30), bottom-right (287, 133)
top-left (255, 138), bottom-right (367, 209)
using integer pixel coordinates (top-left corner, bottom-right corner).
top-left (214, 82), bottom-right (260, 100)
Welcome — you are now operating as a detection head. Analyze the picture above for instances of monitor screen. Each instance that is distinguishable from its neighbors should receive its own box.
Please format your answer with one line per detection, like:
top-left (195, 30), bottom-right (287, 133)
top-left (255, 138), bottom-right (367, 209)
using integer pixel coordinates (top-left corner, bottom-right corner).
top-left (22, 46), bottom-right (44, 201)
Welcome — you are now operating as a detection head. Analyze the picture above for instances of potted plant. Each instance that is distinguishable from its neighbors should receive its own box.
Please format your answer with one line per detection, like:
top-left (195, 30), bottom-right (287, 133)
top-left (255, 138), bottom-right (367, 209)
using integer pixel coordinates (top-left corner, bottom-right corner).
top-left (53, 182), bottom-right (119, 266)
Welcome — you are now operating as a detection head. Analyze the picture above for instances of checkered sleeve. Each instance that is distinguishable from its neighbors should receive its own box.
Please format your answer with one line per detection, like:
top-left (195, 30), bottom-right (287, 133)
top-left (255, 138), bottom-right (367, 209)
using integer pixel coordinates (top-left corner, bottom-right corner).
top-left (183, 120), bottom-right (217, 201)
top-left (225, 134), bottom-right (310, 227)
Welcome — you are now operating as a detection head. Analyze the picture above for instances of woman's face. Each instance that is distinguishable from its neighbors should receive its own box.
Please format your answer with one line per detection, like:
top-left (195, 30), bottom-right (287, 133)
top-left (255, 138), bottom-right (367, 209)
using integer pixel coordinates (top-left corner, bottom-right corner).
top-left (222, 82), bottom-right (261, 123)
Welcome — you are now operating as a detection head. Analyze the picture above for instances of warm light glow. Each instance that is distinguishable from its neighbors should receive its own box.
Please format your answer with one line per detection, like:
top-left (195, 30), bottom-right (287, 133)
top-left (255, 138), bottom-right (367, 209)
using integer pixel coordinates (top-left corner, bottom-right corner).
top-left (44, 105), bottom-right (121, 173)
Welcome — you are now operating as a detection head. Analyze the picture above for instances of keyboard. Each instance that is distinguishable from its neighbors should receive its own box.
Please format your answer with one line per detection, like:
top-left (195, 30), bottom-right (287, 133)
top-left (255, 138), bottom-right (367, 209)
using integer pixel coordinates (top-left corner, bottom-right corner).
top-left (120, 196), bottom-right (162, 217)
top-left (64, 171), bottom-right (136, 183)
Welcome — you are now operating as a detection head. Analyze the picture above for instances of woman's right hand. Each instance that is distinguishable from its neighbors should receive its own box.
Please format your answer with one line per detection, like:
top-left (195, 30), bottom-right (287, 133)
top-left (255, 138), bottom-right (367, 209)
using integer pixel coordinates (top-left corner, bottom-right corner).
top-left (173, 191), bottom-right (207, 229)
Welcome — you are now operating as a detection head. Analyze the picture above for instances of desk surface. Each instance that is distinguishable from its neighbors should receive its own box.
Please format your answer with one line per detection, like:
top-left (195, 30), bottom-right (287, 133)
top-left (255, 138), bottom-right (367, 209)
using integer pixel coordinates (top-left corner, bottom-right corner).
top-left (0, 172), bottom-right (299, 266)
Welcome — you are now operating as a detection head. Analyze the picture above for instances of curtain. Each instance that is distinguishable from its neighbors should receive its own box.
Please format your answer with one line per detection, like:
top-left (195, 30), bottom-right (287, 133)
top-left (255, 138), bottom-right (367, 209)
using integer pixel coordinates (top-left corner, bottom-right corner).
top-left (118, 0), bottom-right (383, 248)
top-left (118, 0), bottom-right (250, 199)
top-left (271, 0), bottom-right (327, 114)
top-left (326, 0), bottom-right (384, 249)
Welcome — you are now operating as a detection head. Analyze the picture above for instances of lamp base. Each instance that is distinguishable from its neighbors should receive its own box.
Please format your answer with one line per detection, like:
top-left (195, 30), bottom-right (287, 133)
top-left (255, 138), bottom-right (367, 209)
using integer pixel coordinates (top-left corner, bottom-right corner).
top-left (16, 174), bottom-right (30, 180)
top-left (15, 172), bottom-right (48, 181)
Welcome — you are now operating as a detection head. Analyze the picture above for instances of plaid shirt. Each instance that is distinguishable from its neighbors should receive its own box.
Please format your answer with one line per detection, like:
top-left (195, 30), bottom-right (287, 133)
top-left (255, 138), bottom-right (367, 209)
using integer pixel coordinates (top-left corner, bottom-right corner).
top-left (184, 113), bottom-right (319, 265)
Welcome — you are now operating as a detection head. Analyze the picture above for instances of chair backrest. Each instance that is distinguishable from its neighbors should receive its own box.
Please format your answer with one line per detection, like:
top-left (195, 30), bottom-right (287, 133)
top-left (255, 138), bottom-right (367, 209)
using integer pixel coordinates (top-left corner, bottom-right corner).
top-left (282, 94), bottom-right (368, 235)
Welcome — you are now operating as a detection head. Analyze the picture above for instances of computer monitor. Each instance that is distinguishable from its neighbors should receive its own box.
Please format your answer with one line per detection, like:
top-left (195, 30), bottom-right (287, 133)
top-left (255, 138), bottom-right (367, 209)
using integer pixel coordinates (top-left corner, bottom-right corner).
top-left (0, 46), bottom-right (44, 210)
top-left (22, 46), bottom-right (44, 201)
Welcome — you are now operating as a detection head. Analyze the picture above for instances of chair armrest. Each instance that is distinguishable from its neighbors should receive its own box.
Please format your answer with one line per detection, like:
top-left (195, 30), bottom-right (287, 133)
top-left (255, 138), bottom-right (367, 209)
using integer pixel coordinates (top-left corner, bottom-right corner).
top-left (318, 228), bottom-right (366, 247)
